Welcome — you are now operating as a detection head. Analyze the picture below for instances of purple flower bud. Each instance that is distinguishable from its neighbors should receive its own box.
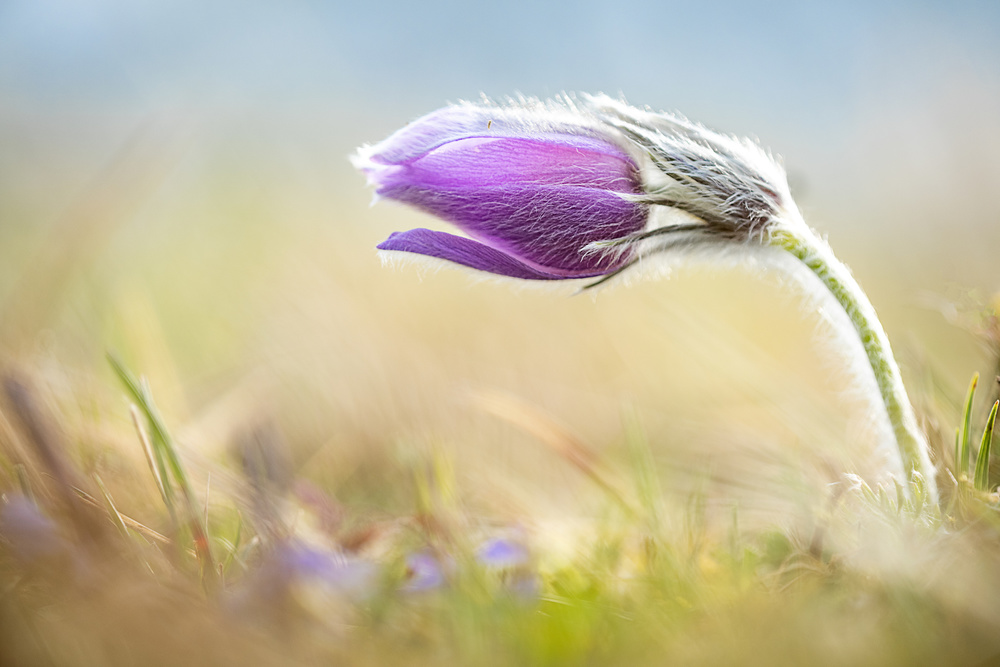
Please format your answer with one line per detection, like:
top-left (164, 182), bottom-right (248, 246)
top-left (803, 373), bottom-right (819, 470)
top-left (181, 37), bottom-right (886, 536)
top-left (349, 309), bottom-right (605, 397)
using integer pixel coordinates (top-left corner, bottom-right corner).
top-left (355, 96), bottom-right (797, 283)
top-left (353, 100), bottom-right (649, 280)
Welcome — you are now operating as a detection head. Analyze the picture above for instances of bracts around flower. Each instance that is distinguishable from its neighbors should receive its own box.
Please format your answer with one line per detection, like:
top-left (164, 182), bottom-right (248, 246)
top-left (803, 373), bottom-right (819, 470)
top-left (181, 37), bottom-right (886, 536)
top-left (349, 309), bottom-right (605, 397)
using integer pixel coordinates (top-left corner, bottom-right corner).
top-left (352, 94), bottom-right (939, 502)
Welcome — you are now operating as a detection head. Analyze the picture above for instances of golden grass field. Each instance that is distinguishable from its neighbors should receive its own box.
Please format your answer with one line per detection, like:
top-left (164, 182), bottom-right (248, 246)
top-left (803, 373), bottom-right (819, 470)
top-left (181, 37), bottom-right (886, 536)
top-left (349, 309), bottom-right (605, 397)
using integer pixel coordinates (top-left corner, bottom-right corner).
top-left (1, 97), bottom-right (999, 664)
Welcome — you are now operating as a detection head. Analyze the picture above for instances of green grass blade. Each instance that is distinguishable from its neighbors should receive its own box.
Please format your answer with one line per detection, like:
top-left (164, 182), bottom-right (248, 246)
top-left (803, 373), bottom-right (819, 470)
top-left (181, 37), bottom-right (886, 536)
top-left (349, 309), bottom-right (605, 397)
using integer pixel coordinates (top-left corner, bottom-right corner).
top-left (908, 470), bottom-right (926, 517)
top-left (953, 427), bottom-right (960, 481)
top-left (959, 373), bottom-right (979, 479)
top-left (221, 514), bottom-right (244, 575)
top-left (974, 400), bottom-right (999, 492)
top-left (107, 355), bottom-right (185, 489)
top-left (14, 463), bottom-right (34, 503)
top-left (108, 354), bottom-right (194, 502)
top-left (109, 354), bottom-right (177, 514)
top-left (107, 352), bottom-right (217, 584)
top-left (129, 403), bottom-right (173, 516)
top-left (624, 409), bottom-right (662, 529)
top-left (93, 473), bottom-right (131, 539)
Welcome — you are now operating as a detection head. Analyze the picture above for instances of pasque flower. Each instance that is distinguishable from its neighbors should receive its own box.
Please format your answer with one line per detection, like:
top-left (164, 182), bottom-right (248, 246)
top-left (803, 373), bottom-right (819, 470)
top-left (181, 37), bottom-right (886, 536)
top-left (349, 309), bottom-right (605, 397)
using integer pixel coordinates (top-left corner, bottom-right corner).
top-left (353, 95), bottom-right (939, 502)
top-left (353, 95), bottom-right (791, 281)
top-left (352, 99), bottom-right (655, 279)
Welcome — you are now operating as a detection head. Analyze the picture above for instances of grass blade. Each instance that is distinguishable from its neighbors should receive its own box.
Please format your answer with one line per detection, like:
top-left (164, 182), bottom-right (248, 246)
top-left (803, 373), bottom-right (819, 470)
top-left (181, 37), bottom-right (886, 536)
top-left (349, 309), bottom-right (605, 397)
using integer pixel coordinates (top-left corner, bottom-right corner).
top-left (959, 373), bottom-right (979, 479)
top-left (93, 473), bottom-right (130, 540)
top-left (623, 408), bottom-right (662, 529)
top-left (107, 352), bottom-right (217, 586)
top-left (129, 404), bottom-right (172, 517)
top-left (953, 427), bottom-right (961, 484)
top-left (974, 400), bottom-right (999, 492)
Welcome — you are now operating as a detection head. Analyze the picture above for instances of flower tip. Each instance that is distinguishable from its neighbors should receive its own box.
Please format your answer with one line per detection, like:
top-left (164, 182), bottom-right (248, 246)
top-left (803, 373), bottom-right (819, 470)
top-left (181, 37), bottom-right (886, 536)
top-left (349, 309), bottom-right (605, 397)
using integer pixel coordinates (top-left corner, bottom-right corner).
top-left (375, 231), bottom-right (404, 251)
top-left (349, 144), bottom-right (373, 170)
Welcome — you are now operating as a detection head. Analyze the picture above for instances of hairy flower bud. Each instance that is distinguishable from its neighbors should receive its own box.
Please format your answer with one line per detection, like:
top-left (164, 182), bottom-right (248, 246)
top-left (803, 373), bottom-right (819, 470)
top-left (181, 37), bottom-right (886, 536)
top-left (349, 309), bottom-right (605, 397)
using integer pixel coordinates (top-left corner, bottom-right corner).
top-left (353, 95), bottom-right (796, 282)
top-left (353, 99), bottom-right (650, 279)
top-left (587, 95), bottom-right (790, 239)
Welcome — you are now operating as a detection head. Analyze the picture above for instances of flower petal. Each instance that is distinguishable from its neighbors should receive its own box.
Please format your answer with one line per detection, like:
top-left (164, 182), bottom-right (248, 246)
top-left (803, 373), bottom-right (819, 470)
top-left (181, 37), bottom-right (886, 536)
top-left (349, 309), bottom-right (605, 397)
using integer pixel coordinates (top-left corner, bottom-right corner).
top-left (355, 100), bottom-right (651, 279)
top-left (377, 228), bottom-right (575, 280)
top-left (371, 136), bottom-right (639, 193)
top-left (377, 185), bottom-right (645, 275)
top-left (404, 551), bottom-right (447, 592)
top-left (357, 102), bottom-right (622, 167)
top-left (0, 496), bottom-right (67, 564)
top-left (477, 537), bottom-right (530, 568)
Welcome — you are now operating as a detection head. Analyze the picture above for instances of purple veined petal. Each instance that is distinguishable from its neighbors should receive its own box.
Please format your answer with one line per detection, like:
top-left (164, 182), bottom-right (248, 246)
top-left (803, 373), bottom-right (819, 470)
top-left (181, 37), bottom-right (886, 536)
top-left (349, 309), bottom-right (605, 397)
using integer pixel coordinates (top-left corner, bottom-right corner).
top-left (358, 102), bottom-right (623, 167)
top-left (378, 185), bottom-right (646, 276)
top-left (355, 100), bottom-right (651, 280)
top-left (369, 136), bottom-right (640, 193)
top-left (360, 105), bottom-right (498, 165)
top-left (378, 229), bottom-right (570, 280)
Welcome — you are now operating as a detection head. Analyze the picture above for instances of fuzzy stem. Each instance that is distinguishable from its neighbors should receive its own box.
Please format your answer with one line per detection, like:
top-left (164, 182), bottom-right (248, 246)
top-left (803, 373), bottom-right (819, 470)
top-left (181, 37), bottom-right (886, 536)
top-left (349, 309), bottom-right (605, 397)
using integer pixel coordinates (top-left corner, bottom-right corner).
top-left (769, 222), bottom-right (939, 504)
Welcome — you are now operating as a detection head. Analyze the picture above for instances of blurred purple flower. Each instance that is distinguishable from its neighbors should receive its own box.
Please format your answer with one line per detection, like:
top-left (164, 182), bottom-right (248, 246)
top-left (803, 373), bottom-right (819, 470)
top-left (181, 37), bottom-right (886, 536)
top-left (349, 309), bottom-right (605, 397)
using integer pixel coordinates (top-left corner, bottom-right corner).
top-left (0, 495), bottom-right (68, 565)
top-left (404, 550), bottom-right (447, 592)
top-left (275, 542), bottom-right (378, 600)
top-left (476, 537), bottom-right (529, 569)
top-left (477, 536), bottom-right (539, 599)
top-left (353, 101), bottom-right (649, 280)
top-left (229, 540), bottom-right (379, 617)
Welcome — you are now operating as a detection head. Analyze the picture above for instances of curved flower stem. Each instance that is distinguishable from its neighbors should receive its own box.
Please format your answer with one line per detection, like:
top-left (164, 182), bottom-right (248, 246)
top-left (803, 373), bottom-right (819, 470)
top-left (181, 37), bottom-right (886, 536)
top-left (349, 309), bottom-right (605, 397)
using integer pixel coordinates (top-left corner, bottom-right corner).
top-left (769, 223), bottom-right (939, 504)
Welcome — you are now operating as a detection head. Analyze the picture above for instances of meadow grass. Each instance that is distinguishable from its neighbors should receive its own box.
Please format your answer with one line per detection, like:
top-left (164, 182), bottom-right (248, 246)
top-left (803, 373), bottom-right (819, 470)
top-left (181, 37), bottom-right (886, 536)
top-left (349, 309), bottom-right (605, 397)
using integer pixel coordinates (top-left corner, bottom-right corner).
top-left (2, 116), bottom-right (1000, 666)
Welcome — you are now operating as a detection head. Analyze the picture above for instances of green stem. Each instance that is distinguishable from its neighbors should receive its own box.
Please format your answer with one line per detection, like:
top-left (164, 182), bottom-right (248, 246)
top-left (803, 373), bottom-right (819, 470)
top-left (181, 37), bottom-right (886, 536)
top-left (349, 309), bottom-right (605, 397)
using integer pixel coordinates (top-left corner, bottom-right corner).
top-left (769, 223), bottom-right (939, 504)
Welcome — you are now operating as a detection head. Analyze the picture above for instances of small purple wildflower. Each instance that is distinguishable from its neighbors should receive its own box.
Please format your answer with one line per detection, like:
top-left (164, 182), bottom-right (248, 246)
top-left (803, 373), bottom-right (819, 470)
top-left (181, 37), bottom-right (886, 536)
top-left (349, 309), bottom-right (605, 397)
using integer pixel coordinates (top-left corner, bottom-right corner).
top-left (0, 495), bottom-right (68, 565)
top-left (229, 540), bottom-right (379, 617)
top-left (400, 540), bottom-right (537, 596)
top-left (274, 542), bottom-right (378, 599)
top-left (403, 550), bottom-right (447, 592)
top-left (476, 537), bottom-right (529, 569)
top-left (477, 536), bottom-right (539, 599)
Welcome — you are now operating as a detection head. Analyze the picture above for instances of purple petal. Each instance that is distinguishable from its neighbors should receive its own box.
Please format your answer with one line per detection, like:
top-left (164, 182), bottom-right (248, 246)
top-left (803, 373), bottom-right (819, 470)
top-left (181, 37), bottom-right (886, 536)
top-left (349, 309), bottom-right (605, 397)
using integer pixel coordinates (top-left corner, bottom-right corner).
top-left (371, 136), bottom-right (639, 193)
top-left (378, 185), bottom-right (645, 275)
top-left (361, 104), bottom-right (623, 166)
top-left (281, 544), bottom-right (378, 597)
top-left (238, 542), bottom-right (379, 606)
top-left (0, 495), bottom-right (67, 564)
top-left (404, 551), bottom-right (446, 592)
top-left (477, 537), bottom-right (530, 569)
top-left (356, 102), bottom-right (650, 278)
top-left (378, 228), bottom-right (571, 280)
top-left (362, 106), bottom-right (496, 165)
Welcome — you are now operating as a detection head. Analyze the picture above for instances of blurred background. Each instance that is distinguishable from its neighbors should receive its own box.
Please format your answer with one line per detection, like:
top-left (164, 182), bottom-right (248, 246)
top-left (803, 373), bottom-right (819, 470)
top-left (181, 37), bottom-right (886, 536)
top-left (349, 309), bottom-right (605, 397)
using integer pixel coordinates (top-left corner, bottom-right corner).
top-left (1, 0), bottom-right (999, 526)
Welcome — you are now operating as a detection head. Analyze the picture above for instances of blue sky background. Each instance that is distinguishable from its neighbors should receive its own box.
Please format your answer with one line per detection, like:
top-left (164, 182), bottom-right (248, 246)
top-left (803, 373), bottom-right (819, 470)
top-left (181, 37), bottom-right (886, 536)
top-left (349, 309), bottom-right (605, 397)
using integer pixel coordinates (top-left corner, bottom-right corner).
top-left (1, 0), bottom-right (999, 290)
top-left (2, 0), bottom-right (998, 129)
